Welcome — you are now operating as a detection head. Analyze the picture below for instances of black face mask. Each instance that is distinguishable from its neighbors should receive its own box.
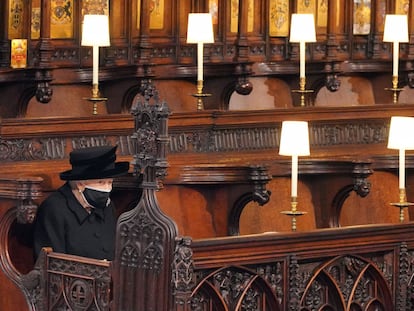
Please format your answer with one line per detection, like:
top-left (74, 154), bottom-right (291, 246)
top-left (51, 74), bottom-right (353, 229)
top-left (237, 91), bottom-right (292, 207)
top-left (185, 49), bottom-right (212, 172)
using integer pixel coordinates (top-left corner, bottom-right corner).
top-left (82, 187), bottom-right (111, 209)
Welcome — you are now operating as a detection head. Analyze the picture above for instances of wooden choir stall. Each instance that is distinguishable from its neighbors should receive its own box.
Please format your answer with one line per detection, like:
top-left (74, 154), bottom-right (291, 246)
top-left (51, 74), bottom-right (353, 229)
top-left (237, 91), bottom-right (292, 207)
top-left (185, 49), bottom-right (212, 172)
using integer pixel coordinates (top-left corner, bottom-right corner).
top-left (3, 1), bottom-right (414, 310)
top-left (1, 94), bottom-right (414, 310)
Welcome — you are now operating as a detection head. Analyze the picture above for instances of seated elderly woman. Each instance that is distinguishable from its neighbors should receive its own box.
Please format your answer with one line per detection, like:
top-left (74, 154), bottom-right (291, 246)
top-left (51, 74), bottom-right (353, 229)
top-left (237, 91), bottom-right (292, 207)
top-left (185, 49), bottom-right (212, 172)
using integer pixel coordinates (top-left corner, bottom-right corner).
top-left (33, 145), bottom-right (129, 260)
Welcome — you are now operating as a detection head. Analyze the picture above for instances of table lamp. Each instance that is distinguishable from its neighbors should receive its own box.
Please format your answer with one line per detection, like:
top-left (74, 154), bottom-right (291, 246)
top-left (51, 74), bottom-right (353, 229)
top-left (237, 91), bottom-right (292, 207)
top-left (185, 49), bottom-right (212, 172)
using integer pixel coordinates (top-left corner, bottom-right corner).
top-left (81, 14), bottom-right (110, 114)
top-left (383, 14), bottom-right (409, 104)
top-left (187, 13), bottom-right (214, 111)
top-left (290, 14), bottom-right (316, 107)
top-left (279, 120), bottom-right (310, 231)
top-left (388, 116), bottom-right (414, 221)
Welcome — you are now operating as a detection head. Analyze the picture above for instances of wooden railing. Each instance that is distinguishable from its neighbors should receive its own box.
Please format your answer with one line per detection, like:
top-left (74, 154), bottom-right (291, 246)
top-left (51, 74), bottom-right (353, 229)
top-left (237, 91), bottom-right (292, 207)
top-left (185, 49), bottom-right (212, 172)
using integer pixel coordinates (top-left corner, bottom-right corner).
top-left (19, 222), bottom-right (414, 310)
top-left (180, 222), bottom-right (414, 311)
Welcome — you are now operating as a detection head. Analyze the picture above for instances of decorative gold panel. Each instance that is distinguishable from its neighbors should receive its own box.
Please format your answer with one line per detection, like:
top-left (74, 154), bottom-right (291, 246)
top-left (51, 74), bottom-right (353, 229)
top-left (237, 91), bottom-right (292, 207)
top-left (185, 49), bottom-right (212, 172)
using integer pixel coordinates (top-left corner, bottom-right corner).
top-left (396, 0), bottom-right (409, 14)
top-left (149, 0), bottom-right (164, 29)
top-left (230, 0), bottom-right (238, 33)
top-left (297, 0), bottom-right (328, 31)
top-left (8, 0), bottom-right (24, 39)
top-left (317, 0), bottom-right (328, 28)
top-left (11, 39), bottom-right (27, 68)
top-left (82, 0), bottom-right (109, 14)
top-left (230, 0), bottom-right (254, 33)
top-left (353, 0), bottom-right (371, 35)
top-left (137, 0), bottom-right (165, 30)
top-left (31, 4), bottom-right (40, 39)
top-left (51, 0), bottom-right (74, 39)
top-left (209, 0), bottom-right (219, 25)
top-left (269, 0), bottom-right (289, 37)
top-left (297, 0), bottom-right (316, 13)
top-left (248, 0), bottom-right (254, 32)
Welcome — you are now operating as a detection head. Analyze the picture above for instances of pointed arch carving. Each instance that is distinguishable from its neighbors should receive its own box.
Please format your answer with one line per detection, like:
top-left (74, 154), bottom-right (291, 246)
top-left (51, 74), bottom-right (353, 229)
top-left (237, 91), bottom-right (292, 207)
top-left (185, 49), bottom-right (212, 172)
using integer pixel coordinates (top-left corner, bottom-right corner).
top-left (190, 265), bottom-right (282, 311)
top-left (299, 254), bottom-right (393, 310)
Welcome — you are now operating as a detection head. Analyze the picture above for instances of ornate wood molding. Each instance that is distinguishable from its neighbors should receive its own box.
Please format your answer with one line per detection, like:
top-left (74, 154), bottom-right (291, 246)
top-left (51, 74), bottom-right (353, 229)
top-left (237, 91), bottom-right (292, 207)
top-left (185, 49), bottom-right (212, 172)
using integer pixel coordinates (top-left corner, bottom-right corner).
top-left (0, 105), bottom-right (407, 164)
top-left (0, 176), bottom-right (43, 224)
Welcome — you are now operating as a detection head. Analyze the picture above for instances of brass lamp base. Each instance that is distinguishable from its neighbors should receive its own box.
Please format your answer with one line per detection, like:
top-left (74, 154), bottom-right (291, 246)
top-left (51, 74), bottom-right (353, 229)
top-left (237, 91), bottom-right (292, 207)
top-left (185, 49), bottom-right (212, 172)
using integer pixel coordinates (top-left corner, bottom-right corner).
top-left (292, 77), bottom-right (314, 106)
top-left (281, 196), bottom-right (307, 231)
top-left (384, 76), bottom-right (403, 104)
top-left (192, 80), bottom-right (211, 111)
top-left (83, 84), bottom-right (108, 115)
top-left (192, 93), bottom-right (211, 111)
top-left (390, 188), bottom-right (414, 222)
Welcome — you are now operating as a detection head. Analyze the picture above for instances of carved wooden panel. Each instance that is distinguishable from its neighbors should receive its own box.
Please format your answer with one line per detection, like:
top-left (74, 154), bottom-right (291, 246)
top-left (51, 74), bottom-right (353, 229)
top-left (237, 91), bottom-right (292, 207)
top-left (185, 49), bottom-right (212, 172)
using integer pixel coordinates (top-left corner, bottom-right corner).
top-left (46, 256), bottom-right (111, 310)
top-left (189, 265), bottom-right (282, 310)
top-left (21, 249), bottom-right (111, 311)
top-left (112, 87), bottom-right (179, 311)
top-left (187, 253), bottom-right (393, 311)
top-left (2, 106), bottom-right (414, 310)
top-left (187, 224), bottom-right (414, 311)
top-left (295, 254), bottom-right (393, 310)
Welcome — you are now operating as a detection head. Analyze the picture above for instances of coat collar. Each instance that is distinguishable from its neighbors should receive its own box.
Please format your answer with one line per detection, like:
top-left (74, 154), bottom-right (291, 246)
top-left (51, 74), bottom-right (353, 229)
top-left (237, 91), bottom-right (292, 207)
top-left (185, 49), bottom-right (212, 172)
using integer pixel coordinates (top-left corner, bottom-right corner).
top-left (59, 183), bottom-right (105, 223)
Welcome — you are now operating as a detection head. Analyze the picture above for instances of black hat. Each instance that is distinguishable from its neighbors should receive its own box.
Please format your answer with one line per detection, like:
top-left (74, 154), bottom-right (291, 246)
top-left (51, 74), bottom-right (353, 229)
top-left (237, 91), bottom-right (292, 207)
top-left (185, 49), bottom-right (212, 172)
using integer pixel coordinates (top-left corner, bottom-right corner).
top-left (60, 146), bottom-right (130, 180)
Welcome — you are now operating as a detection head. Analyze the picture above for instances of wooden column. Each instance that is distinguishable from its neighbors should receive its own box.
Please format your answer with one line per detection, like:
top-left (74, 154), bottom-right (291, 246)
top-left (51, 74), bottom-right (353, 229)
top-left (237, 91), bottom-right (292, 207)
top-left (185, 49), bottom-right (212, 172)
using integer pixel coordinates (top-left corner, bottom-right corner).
top-left (407, 0), bottom-right (414, 58)
top-left (36, 0), bottom-right (53, 68)
top-left (326, 0), bottom-right (343, 60)
top-left (235, 0), bottom-right (249, 62)
top-left (137, 0), bottom-right (152, 63)
top-left (33, 0), bottom-right (54, 104)
top-left (0, 0), bottom-right (8, 67)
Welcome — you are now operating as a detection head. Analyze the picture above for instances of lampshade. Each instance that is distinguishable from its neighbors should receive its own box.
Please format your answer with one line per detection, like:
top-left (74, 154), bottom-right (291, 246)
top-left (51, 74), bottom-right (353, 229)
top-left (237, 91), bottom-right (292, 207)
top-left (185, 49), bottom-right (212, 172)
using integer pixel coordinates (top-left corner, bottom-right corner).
top-left (383, 14), bottom-right (409, 43)
top-left (187, 13), bottom-right (214, 44)
top-left (388, 116), bottom-right (414, 150)
top-left (81, 14), bottom-right (110, 47)
top-left (279, 121), bottom-right (310, 156)
top-left (289, 14), bottom-right (316, 43)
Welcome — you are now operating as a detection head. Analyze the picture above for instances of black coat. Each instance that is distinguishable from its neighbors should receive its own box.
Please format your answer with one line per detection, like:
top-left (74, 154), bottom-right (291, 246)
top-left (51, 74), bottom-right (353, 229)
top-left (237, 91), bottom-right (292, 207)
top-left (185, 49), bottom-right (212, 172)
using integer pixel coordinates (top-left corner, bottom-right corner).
top-left (33, 182), bottom-right (116, 260)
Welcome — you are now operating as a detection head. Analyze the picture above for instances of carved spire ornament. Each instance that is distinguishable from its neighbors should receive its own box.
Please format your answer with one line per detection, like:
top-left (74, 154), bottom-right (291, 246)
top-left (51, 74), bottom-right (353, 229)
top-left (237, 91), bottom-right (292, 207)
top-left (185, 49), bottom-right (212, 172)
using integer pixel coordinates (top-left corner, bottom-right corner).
top-left (112, 87), bottom-right (179, 310)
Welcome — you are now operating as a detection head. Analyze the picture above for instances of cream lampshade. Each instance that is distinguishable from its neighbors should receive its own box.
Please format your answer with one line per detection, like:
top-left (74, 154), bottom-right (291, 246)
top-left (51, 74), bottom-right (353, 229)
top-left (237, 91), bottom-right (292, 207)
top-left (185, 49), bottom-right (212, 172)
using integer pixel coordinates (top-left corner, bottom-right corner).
top-left (383, 14), bottom-right (408, 78)
top-left (388, 116), bottom-right (414, 222)
top-left (187, 13), bottom-right (214, 83)
top-left (383, 14), bottom-right (409, 44)
top-left (289, 14), bottom-right (316, 107)
top-left (289, 14), bottom-right (316, 43)
top-left (186, 13), bottom-right (214, 44)
top-left (388, 116), bottom-right (414, 190)
top-left (279, 121), bottom-right (310, 198)
top-left (290, 13), bottom-right (316, 80)
top-left (388, 116), bottom-right (414, 150)
top-left (279, 121), bottom-right (311, 156)
top-left (82, 14), bottom-right (110, 88)
top-left (186, 13), bottom-right (214, 110)
top-left (81, 14), bottom-right (110, 47)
